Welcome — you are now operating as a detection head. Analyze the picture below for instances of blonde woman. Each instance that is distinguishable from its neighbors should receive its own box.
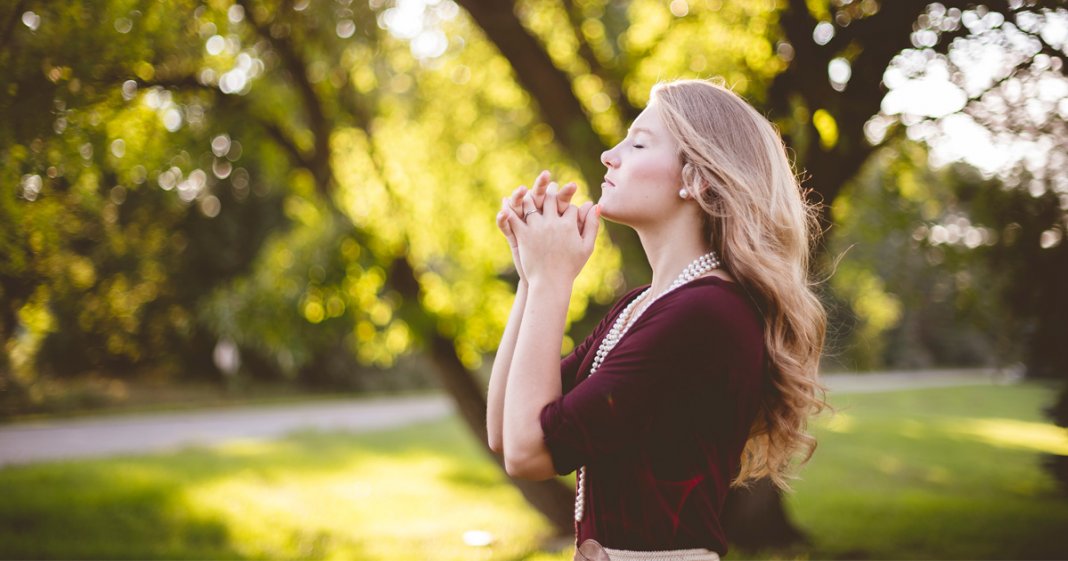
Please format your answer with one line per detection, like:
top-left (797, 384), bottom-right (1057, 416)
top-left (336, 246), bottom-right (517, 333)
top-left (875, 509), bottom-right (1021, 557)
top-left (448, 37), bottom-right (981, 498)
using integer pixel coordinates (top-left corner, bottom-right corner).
top-left (486, 78), bottom-right (827, 559)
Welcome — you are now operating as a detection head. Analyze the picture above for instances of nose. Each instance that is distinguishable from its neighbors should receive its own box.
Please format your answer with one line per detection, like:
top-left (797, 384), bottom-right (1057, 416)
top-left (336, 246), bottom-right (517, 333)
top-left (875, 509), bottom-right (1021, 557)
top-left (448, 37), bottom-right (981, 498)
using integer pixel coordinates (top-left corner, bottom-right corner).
top-left (601, 147), bottom-right (619, 169)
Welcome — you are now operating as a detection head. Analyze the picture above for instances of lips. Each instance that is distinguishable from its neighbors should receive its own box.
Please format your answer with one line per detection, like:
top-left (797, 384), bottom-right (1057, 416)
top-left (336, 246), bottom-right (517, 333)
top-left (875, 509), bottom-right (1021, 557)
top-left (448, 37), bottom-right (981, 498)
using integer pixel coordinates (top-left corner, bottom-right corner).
top-left (602, 177), bottom-right (616, 188)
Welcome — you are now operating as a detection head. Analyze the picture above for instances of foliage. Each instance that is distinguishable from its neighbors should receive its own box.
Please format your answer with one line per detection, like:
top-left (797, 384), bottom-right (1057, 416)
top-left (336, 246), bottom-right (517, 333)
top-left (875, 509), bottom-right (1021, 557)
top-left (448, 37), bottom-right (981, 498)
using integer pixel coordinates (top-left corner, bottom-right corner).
top-left (0, 0), bottom-right (788, 394)
top-left (959, 168), bottom-right (1068, 380)
top-left (826, 140), bottom-right (1023, 371)
top-left (4, 0), bottom-right (1067, 544)
top-left (0, 0), bottom-right (288, 410)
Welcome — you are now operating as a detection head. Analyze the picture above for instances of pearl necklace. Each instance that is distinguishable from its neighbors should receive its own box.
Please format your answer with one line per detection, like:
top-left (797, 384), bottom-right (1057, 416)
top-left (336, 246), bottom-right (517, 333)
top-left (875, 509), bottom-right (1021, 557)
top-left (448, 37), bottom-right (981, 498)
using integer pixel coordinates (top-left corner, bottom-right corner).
top-left (574, 250), bottom-right (721, 522)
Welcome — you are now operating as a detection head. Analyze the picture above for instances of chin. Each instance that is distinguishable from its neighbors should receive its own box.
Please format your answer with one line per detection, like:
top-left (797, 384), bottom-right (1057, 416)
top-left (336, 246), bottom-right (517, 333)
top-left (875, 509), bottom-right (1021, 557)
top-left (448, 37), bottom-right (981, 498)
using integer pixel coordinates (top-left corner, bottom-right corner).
top-left (596, 198), bottom-right (615, 220)
top-left (596, 204), bottom-right (629, 226)
top-left (598, 193), bottom-right (640, 226)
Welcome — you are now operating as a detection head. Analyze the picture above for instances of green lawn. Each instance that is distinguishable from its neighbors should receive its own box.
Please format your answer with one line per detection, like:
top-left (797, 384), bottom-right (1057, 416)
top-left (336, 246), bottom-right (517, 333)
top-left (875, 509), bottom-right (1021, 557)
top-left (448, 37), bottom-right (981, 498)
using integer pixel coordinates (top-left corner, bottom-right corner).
top-left (1, 383), bottom-right (1066, 560)
top-left (778, 383), bottom-right (1068, 561)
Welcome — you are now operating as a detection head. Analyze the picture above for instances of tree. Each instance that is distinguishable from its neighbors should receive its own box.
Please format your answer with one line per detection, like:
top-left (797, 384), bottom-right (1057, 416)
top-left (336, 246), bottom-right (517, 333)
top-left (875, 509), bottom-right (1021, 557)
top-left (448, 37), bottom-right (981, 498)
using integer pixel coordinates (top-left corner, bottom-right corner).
top-left (0, 0), bottom-right (291, 408)
top-left (4, 0), bottom-right (1067, 549)
top-left (3, 0), bottom-right (624, 532)
top-left (455, 0), bottom-right (1068, 547)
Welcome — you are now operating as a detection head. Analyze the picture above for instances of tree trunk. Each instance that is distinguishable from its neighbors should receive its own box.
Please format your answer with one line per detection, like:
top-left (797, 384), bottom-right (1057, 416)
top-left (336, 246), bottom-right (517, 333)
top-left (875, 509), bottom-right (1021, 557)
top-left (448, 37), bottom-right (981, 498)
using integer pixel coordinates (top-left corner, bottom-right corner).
top-left (389, 256), bottom-right (578, 536)
top-left (723, 478), bottom-right (808, 550)
top-left (427, 332), bottom-right (578, 535)
top-left (452, 0), bottom-right (607, 190)
top-left (231, 5), bottom-right (582, 535)
top-left (455, 0), bottom-right (821, 549)
top-left (1044, 375), bottom-right (1068, 494)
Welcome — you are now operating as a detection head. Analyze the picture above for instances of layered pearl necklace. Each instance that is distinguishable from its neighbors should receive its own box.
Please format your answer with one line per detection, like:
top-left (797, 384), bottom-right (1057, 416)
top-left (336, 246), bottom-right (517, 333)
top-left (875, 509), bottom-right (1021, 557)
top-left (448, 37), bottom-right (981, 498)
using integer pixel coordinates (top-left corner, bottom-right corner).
top-left (574, 250), bottom-right (721, 522)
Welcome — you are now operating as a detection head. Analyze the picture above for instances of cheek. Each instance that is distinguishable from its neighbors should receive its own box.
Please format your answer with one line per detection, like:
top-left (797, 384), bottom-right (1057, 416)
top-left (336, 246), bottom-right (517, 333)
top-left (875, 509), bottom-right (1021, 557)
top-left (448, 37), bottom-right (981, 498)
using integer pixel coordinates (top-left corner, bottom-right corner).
top-left (631, 152), bottom-right (682, 192)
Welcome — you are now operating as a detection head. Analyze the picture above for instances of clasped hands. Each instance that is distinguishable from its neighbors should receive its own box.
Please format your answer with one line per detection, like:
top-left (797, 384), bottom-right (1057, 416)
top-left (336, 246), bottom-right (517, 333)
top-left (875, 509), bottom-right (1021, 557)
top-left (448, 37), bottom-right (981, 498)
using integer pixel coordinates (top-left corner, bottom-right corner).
top-left (495, 170), bottom-right (600, 287)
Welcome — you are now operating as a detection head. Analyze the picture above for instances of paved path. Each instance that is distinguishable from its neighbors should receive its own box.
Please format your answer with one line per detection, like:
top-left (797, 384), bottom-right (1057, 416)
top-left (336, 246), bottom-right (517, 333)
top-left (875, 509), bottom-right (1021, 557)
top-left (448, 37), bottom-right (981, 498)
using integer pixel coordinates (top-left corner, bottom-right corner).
top-left (822, 367), bottom-right (1020, 394)
top-left (0, 394), bottom-right (453, 467)
top-left (0, 369), bottom-right (1014, 467)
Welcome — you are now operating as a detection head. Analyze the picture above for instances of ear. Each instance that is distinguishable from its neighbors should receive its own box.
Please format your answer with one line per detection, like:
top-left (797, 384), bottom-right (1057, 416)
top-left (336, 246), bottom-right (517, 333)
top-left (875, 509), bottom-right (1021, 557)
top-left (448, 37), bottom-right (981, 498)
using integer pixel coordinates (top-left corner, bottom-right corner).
top-left (681, 161), bottom-right (699, 186)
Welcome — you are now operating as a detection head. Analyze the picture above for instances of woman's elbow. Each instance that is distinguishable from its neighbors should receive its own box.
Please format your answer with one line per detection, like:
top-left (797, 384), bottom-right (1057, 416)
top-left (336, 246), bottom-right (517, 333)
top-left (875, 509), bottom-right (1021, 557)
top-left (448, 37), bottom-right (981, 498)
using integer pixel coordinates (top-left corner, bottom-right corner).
top-left (488, 436), bottom-right (503, 455)
top-left (504, 453), bottom-right (556, 481)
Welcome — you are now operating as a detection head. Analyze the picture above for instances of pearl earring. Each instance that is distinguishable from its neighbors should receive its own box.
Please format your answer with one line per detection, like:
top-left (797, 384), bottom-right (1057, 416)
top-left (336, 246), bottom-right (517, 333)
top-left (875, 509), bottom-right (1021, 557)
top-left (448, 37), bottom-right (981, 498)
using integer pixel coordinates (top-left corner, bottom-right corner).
top-left (678, 188), bottom-right (689, 200)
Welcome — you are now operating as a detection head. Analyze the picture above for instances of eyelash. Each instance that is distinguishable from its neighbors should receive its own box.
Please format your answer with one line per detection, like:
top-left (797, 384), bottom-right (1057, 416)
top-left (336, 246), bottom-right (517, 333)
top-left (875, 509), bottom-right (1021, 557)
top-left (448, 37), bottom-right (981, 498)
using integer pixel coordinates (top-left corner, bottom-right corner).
top-left (632, 143), bottom-right (645, 149)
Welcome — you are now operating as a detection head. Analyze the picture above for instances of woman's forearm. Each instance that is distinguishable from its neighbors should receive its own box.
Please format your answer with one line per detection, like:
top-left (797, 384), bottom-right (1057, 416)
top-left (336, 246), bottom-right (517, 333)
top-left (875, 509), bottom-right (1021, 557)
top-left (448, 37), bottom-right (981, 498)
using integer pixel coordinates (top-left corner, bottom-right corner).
top-left (486, 281), bottom-right (528, 454)
top-left (502, 279), bottom-right (571, 480)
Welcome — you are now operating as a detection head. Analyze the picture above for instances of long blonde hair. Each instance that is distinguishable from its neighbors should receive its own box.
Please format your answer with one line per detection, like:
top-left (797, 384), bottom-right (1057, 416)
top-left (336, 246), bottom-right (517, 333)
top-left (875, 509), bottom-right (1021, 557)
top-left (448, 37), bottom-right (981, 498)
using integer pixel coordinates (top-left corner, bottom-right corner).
top-left (653, 78), bottom-right (828, 490)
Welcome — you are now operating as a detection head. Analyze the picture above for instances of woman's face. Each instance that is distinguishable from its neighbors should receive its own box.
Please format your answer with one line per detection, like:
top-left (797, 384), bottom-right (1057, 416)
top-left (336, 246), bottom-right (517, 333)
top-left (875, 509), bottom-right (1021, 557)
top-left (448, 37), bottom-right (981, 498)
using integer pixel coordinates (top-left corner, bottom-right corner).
top-left (598, 99), bottom-right (684, 227)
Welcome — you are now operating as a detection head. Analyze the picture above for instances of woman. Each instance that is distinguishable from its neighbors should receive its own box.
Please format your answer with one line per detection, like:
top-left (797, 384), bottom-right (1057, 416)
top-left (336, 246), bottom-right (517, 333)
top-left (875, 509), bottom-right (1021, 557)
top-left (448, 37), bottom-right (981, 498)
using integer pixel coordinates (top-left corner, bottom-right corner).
top-left (486, 78), bottom-right (827, 560)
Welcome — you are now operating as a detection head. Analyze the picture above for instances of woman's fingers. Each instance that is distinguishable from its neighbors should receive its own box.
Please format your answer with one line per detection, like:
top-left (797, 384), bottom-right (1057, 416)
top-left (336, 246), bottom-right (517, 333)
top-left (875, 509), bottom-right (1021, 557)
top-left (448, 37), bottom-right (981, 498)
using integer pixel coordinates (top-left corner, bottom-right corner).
top-left (498, 205), bottom-right (526, 281)
top-left (497, 205), bottom-right (513, 237)
top-left (576, 200), bottom-right (593, 232)
top-left (519, 190), bottom-right (539, 223)
top-left (543, 184), bottom-right (560, 217)
top-left (498, 198), bottom-right (509, 225)
top-left (504, 203), bottom-right (528, 237)
top-left (533, 170), bottom-right (551, 194)
top-left (498, 199), bottom-right (522, 243)
top-left (523, 180), bottom-right (558, 217)
top-left (581, 204), bottom-right (601, 251)
top-left (556, 182), bottom-right (577, 214)
top-left (531, 170), bottom-right (551, 210)
top-left (508, 186), bottom-right (527, 215)
top-left (511, 173), bottom-right (585, 225)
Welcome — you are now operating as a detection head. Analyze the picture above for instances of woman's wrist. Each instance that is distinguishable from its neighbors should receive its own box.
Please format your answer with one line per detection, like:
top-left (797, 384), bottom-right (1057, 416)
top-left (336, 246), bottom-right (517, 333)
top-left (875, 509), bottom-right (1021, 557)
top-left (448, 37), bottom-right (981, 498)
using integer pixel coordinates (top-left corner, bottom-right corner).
top-left (526, 276), bottom-right (574, 306)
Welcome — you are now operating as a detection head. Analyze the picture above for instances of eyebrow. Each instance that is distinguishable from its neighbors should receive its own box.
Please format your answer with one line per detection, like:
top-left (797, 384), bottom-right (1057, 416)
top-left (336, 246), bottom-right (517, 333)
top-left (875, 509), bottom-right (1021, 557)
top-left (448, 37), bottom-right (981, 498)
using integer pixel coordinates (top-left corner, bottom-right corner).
top-left (628, 126), bottom-right (654, 137)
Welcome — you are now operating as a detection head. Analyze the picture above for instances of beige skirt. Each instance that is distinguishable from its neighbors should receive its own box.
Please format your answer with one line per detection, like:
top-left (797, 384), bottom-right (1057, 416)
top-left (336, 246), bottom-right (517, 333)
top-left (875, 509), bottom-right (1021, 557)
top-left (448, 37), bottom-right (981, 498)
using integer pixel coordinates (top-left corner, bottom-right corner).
top-left (575, 539), bottom-right (721, 561)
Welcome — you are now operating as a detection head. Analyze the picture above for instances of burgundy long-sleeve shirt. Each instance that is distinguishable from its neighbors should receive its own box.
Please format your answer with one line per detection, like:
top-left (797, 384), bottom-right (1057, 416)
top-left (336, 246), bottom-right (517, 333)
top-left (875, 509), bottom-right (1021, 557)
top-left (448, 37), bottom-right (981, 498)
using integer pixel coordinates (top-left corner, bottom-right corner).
top-left (539, 276), bottom-right (767, 554)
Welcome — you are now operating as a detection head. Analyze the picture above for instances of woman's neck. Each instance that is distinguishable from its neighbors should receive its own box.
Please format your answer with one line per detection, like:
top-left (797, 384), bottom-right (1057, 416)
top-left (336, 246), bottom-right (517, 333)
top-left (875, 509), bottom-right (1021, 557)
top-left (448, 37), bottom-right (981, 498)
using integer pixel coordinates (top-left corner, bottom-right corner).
top-left (636, 215), bottom-right (714, 296)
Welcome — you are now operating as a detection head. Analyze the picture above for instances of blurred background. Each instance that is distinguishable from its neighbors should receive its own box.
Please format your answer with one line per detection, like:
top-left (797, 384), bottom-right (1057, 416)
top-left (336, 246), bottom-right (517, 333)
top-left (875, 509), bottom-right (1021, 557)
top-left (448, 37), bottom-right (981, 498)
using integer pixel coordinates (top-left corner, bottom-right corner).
top-left (1, 0), bottom-right (1067, 559)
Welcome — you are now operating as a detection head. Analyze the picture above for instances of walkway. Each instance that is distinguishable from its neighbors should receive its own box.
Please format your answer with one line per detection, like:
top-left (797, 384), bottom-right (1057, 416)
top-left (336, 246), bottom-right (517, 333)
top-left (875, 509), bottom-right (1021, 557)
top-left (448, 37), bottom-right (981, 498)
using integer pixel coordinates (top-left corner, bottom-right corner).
top-left (0, 368), bottom-right (1014, 467)
top-left (0, 394), bottom-right (452, 467)
top-left (821, 367), bottom-right (1020, 393)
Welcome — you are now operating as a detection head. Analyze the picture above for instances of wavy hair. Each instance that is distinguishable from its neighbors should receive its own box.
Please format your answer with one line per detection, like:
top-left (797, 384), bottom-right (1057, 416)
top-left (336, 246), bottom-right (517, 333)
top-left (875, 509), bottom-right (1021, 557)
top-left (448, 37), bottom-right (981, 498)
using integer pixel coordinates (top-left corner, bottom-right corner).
top-left (652, 78), bottom-right (828, 490)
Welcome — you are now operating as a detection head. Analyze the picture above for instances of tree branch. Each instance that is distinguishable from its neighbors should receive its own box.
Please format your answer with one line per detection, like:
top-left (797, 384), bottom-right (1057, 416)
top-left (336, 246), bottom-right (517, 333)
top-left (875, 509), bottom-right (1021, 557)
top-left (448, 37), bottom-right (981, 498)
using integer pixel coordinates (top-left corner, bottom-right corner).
top-left (0, 0), bottom-right (27, 56)
top-left (256, 116), bottom-right (316, 170)
top-left (452, 0), bottom-right (607, 191)
top-left (134, 75), bottom-right (315, 172)
top-left (769, 0), bottom-right (930, 226)
top-left (236, 0), bottom-right (332, 196)
top-left (559, 0), bottom-right (638, 123)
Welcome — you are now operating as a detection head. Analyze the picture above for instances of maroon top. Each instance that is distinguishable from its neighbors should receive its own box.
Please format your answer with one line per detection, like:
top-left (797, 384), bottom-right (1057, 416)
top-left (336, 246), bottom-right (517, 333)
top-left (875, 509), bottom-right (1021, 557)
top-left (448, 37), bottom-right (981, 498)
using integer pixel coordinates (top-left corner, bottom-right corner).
top-left (539, 276), bottom-right (767, 554)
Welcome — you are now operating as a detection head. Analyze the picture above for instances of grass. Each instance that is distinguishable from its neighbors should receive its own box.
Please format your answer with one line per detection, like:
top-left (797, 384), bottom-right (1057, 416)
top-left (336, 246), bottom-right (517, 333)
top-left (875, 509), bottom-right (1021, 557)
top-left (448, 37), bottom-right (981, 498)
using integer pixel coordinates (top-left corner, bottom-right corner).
top-left (1, 383), bottom-right (1066, 560)
top-left (0, 419), bottom-right (564, 560)
top-left (774, 383), bottom-right (1068, 561)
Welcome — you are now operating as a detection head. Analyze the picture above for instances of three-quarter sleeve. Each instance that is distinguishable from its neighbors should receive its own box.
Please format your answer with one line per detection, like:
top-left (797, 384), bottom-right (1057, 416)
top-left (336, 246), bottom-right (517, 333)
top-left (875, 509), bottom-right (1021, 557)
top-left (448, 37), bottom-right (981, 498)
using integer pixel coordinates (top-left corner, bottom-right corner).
top-left (559, 288), bottom-right (645, 394)
top-left (540, 285), bottom-right (761, 476)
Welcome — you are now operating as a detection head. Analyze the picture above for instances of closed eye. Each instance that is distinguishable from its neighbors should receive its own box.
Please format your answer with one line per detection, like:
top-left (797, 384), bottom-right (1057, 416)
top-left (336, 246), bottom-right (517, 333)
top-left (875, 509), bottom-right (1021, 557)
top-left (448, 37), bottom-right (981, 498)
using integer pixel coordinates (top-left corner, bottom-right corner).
top-left (632, 143), bottom-right (645, 149)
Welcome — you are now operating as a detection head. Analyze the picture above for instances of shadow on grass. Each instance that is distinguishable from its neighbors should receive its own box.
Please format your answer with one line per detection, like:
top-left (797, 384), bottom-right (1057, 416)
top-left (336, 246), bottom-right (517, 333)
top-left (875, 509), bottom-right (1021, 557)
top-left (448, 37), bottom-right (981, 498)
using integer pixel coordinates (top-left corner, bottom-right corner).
top-left (7, 385), bottom-right (1065, 561)
top-left (729, 385), bottom-right (1068, 561)
top-left (0, 416), bottom-right (549, 560)
top-left (0, 461), bottom-right (246, 560)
